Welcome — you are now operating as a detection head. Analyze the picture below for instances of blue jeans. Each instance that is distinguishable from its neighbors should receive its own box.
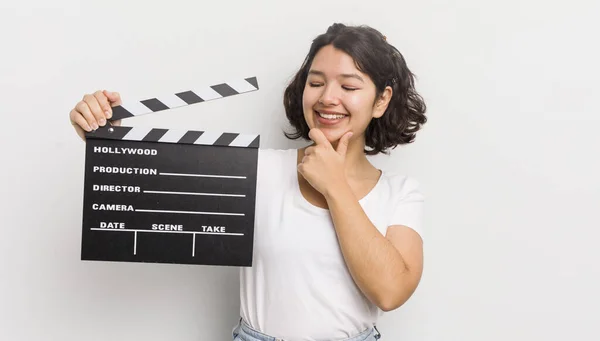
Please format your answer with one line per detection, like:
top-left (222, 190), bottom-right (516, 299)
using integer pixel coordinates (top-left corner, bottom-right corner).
top-left (232, 318), bottom-right (382, 341)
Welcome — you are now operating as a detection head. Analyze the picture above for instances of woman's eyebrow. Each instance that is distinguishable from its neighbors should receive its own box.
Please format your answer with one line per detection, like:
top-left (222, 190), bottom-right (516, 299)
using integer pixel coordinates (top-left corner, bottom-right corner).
top-left (340, 73), bottom-right (364, 82)
top-left (308, 70), bottom-right (364, 83)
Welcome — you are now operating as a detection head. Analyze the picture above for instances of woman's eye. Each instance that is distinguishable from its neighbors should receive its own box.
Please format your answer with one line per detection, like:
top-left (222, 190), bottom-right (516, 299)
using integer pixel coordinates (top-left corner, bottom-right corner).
top-left (342, 86), bottom-right (358, 91)
top-left (309, 82), bottom-right (323, 87)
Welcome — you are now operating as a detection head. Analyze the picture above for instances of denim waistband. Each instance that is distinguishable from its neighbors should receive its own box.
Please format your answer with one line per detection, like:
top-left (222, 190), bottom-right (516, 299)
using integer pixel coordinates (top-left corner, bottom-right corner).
top-left (233, 318), bottom-right (381, 341)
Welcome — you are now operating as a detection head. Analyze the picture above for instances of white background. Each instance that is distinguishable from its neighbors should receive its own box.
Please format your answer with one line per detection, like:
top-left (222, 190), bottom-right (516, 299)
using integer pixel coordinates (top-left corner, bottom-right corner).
top-left (1, 0), bottom-right (598, 340)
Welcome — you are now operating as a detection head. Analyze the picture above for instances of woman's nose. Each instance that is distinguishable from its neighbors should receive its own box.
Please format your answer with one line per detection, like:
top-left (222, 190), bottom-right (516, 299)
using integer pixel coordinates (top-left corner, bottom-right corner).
top-left (318, 85), bottom-right (341, 106)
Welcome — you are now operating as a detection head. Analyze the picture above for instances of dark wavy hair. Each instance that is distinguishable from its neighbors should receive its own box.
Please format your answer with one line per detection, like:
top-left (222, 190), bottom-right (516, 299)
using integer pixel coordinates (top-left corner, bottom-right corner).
top-left (283, 23), bottom-right (427, 155)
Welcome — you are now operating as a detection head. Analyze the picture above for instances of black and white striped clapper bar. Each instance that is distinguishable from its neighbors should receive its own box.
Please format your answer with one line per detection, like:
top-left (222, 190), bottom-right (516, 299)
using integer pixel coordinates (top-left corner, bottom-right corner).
top-left (81, 77), bottom-right (259, 267)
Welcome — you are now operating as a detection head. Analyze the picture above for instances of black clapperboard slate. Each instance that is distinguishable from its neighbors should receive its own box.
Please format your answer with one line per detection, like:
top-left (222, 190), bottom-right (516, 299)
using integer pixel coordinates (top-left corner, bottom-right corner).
top-left (81, 77), bottom-right (259, 267)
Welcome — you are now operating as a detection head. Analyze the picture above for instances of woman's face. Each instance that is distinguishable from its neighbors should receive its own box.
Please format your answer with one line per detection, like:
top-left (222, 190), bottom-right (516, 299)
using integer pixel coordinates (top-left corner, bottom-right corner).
top-left (302, 44), bottom-right (390, 145)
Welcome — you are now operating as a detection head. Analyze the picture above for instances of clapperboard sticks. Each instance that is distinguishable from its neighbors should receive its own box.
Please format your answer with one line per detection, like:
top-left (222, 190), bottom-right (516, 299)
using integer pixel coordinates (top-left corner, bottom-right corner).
top-left (82, 77), bottom-right (260, 266)
top-left (89, 124), bottom-right (259, 148)
top-left (109, 77), bottom-right (259, 121)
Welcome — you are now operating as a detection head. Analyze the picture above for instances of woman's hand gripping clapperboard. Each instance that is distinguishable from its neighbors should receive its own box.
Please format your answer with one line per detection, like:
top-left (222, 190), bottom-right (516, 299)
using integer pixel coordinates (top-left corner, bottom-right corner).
top-left (80, 77), bottom-right (260, 267)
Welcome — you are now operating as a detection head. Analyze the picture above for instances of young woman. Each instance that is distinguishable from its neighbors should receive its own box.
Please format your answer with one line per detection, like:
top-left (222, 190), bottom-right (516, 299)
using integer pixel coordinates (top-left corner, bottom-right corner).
top-left (69, 23), bottom-right (427, 341)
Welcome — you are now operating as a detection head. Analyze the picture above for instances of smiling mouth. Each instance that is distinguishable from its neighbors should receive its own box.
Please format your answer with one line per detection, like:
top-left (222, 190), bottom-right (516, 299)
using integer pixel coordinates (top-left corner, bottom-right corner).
top-left (315, 110), bottom-right (348, 120)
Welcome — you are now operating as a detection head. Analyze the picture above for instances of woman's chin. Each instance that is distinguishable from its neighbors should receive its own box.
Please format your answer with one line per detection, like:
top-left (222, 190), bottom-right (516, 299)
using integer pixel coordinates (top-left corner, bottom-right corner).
top-left (306, 121), bottom-right (351, 145)
top-left (316, 129), bottom-right (336, 140)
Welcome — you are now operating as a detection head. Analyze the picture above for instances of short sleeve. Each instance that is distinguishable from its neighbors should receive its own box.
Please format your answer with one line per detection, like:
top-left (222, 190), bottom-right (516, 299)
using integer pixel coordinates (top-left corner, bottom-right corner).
top-left (387, 177), bottom-right (425, 240)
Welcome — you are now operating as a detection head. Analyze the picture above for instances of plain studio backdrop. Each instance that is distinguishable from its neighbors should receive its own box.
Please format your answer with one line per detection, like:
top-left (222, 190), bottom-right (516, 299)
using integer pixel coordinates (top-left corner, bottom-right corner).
top-left (1, 0), bottom-right (598, 340)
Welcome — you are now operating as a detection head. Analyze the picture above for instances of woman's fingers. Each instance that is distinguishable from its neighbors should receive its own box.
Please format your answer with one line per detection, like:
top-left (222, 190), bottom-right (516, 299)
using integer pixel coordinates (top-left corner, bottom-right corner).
top-left (83, 93), bottom-right (107, 127)
top-left (94, 90), bottom-right (114, 120)
top-left (69, 90), bottom-right (123, 142)
top-left (104, 90), bottom-right (122, 106)
top-left (75, 100), bottom-right (98, 131)
top-left (69, 109), bottom-right (89, 141)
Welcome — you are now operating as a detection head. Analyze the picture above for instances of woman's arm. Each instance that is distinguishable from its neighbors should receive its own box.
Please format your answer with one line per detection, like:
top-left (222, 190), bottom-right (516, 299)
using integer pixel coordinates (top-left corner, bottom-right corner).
top-left (325, 183), bottom-right (424, 311)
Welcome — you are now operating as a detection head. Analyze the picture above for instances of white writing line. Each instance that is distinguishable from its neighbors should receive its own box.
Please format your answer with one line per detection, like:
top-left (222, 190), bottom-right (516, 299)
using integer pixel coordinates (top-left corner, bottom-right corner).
top-left (135, 209), bottom-right (244, 216)
top-left (160, 172), bottom-right (246, 179)
top-left (144, 190), bottom-right (245, 198)
top-left (192, 234), bottom-right (196, 257)
top-left (134, 231), bottom-right (137, 255)
top-left (91, 228), bottom-right (244, 236)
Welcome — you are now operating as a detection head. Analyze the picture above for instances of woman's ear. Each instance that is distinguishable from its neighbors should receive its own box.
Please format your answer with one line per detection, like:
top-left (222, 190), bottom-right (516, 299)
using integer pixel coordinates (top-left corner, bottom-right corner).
top-left (372, 86), bottom-right (392, 119)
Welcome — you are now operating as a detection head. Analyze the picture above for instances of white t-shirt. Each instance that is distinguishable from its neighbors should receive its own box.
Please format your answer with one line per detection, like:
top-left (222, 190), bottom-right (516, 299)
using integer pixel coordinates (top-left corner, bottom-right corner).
top-left (239, 148), bottom-right (424, 341)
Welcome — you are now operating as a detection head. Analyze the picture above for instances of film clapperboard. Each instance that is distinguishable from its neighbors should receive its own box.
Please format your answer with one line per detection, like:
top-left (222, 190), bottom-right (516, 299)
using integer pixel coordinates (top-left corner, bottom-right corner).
top-left (81, 77), bottom-right (259, 267)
